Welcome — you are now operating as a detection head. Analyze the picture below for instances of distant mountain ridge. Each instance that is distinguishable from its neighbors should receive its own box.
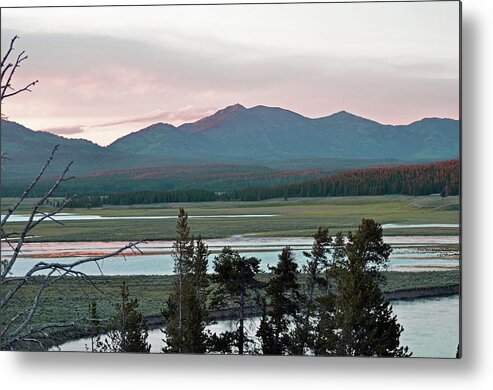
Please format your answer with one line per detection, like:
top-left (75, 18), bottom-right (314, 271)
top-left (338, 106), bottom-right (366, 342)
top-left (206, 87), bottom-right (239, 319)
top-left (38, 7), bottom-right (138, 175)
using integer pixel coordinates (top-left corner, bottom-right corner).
top-left (1, 104), bottom-right (459, 188)
top-left (108, 104), bottom-right (459, 161)
top-left (0, 120), bottom-right (201, 181)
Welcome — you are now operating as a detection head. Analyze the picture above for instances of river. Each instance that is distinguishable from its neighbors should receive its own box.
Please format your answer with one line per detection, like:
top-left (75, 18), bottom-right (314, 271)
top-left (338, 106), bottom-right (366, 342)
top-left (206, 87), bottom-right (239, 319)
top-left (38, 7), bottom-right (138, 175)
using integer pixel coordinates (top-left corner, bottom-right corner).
top-left (3, 236), bottom-right (459, 276)
top-left (5, 234), bottom-right (459, 357)
top-left (54, 295), bottom-right (459, 358)
top-left (2, 213), bottom-right (278, 223)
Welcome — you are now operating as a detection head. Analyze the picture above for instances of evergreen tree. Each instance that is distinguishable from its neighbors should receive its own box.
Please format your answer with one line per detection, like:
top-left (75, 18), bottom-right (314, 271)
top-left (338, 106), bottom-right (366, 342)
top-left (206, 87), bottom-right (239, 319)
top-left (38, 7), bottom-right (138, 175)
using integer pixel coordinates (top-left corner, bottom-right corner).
top-left (289, 228), bottom-right (331, 354)
top-left (206, 330), bottom-right (238, 354)
top-left (331, 231), bottom-right (346, 271)
top-left (104, 282), bottom-right (151, 353)
top-left (335, 266), bottom-right (409, 356)
top-left (312, 292), bottom-right (338, 356)
top-left (228, 159), bottom-right (460, 201)
top-left (162, 208), bottom-right (194, 353)
top-left (212, 247), bottom-right (261, 354)
top-left (183, 236), bottom-right (210, 354)
top-left (257, 246), bottom-right (300, 355)
top-left (304, 227), bottom-right (332, 303)
top-left (256, 302), bottom-right (276, 354)
top-left (333, 219), bottom-right (410, 357)
top-left (345, 218), bottom-right (392, 281)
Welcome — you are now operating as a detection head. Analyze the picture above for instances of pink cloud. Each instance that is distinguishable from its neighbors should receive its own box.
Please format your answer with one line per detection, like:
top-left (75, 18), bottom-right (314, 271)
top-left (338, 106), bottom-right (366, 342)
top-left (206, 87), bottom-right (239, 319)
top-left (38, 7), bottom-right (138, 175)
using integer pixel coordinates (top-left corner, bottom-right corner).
top-left (91, 106), bottom-right (216, 128)
top-left (41, 125), bottom-right (85, 135)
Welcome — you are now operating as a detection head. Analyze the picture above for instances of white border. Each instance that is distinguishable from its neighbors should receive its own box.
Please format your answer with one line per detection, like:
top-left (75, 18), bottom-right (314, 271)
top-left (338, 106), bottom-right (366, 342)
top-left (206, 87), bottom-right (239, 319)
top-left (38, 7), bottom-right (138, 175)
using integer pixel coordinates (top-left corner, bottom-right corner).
top-left (1, 1), bottom-right (492, 389)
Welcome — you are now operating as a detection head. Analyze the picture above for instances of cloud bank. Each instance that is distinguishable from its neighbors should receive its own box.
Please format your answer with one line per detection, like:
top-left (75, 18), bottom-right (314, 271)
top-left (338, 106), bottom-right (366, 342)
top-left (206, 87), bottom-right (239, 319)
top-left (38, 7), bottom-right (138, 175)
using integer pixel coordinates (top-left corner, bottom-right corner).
top-left (1, 2), bottom-right (459, 146)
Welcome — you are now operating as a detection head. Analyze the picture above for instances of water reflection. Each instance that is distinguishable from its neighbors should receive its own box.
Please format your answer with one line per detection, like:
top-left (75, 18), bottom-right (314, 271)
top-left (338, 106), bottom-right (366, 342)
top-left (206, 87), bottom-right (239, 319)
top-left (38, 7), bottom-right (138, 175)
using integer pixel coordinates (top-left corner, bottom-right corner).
top-left (55, 295), bottom-right (459, 358)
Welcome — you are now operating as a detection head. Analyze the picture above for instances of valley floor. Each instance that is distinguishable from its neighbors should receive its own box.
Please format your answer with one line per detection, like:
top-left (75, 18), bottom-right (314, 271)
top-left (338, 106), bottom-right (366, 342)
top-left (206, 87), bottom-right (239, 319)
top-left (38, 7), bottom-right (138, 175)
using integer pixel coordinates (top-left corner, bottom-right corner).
top-left (1, 195), bottom-right (460, 242)
top-left (0, 194), bottom-right (461, 352)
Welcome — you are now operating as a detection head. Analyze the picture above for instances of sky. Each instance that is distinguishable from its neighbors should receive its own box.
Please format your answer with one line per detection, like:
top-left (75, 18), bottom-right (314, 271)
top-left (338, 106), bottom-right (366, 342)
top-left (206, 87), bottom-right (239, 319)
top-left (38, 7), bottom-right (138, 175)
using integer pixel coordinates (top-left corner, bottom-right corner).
top-left (1, 2), bottom-right (460, 146)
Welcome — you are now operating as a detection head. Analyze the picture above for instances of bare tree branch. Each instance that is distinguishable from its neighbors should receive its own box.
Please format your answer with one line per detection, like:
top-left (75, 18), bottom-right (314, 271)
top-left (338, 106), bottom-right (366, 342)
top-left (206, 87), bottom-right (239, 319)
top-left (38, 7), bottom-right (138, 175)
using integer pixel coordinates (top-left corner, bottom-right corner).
top-left (1, 144), bottom-right (60, 227)
top-left (1, 35), bottom-right (38, 118)
top-left (1, 241), bottom-right (142, 311)
top-left (2, 321), bottom-right (82, 350)
top-left (2, 80), bottom-right (39, 100)
top-left (1, 35), bottom-right (18, 69)
top-left (0, 157), bottom-right (74, 280)
top-left (1, 47), bottom-right (39, 102)
top-left (0, 34), bottom-right (147, 351)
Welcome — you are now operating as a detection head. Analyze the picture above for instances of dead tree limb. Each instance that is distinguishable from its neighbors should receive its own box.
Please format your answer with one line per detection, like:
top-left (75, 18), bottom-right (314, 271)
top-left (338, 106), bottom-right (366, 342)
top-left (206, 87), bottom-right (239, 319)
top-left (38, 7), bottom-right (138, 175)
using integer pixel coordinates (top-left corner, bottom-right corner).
top-left (0, 142), bottom-right (144, 350)
top-left (0, 240), bottom-right (142, 350)
top-left (0, 147), bottom-right (75, 280)
top-left (1, 144), bottom-right (60, 227)
top-left (0, 34), bottom-right (146, 351)
top-left (1, 35), bottom-right (38, 105)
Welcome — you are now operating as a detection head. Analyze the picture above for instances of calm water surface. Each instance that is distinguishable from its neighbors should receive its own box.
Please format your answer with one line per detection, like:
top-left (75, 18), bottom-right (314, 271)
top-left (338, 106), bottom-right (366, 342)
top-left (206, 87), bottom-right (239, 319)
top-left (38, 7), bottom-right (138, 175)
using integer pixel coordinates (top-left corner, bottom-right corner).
top-left (55, 295), bottom-right (459, 358)
top-left (6, 237), bottom-right (459, 276)
top-left (2, 213), bottom-right (277, 223)
top-left (7, 251), bottom-right (458, 276)
top-left (7, 235), bottom-right (460, 357)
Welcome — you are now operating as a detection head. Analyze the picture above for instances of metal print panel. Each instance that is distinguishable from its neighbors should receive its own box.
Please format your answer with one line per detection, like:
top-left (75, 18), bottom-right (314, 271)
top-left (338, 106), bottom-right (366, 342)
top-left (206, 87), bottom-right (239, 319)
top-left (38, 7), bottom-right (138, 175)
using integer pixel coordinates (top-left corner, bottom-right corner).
top-left (0, 1), bottom-right (461, 357)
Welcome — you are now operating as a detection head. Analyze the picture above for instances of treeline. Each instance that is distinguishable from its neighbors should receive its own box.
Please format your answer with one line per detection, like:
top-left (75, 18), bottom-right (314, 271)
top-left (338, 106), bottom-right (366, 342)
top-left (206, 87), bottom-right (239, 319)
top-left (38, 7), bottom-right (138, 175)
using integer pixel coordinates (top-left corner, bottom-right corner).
top-left (65, 189), bottom-right (216, 208)
top-left (228, 159), bottom-right (460, 201)
top-left (65, 159), bottom-right (459, 207)
top-left (89, 209), bottom-right (411, 356)
top-left (104, 189), bottom-right (216, 205)
top-left (2, 164), bottom-right (327, 197)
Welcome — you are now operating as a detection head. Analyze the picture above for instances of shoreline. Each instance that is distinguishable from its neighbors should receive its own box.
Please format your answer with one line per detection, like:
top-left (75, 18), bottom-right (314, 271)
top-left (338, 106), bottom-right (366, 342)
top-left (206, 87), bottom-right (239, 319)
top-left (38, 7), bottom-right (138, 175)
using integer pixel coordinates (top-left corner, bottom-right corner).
top-left (45, 284), bottom-right (459, 352)
top-left (145, 285), bottom-right (460, 326)
top-left (384, 285), bottom-right (460, 301)
top-left (3, 229), bottom-right (460, 244)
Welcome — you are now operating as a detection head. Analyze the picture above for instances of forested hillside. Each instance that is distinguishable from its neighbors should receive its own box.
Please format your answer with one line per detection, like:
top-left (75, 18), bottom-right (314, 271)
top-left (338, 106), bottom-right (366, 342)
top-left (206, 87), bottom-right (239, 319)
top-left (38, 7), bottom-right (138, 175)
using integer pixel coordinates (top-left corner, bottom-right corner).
top-left (229, 159), bottom-right (460, 201)
top-left (66, 159), bottom-right (460, 206)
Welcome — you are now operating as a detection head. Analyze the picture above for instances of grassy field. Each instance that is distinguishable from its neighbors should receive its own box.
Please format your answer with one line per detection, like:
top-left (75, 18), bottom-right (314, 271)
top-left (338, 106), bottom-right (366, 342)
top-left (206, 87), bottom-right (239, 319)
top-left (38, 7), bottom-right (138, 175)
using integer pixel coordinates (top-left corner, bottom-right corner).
top-left (1, 195), bottom-right (460, 242)
top-left (0, 270), bottom-right (460, 349)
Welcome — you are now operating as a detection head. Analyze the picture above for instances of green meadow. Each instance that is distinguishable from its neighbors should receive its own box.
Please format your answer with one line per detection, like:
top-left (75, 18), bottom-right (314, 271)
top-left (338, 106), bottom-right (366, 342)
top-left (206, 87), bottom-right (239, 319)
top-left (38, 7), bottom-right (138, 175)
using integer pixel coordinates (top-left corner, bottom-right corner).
top-left (2, 195), bottom-right (460, 242)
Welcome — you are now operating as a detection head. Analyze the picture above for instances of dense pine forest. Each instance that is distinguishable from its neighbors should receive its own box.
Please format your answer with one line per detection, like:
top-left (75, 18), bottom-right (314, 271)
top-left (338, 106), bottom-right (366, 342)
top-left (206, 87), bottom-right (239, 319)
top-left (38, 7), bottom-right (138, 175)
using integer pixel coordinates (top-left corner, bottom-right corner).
top-left (230, 159), bottom-right (460, 201)
top-left (65, 159), bottom-right (459, 207)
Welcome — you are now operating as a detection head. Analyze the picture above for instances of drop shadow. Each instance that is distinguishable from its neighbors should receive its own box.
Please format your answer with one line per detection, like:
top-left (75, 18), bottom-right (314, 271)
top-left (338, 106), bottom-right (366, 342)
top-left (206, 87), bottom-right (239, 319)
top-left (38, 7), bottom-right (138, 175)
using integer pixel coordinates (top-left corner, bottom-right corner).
top-left (7, 2), bottom-right (478, 381)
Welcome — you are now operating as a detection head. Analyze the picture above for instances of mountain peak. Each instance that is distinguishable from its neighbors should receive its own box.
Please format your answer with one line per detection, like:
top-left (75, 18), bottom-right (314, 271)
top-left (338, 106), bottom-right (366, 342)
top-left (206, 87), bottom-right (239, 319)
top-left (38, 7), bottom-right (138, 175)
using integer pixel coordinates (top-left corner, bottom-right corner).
top-left (143, 122), bottom-right (176, 130)
top-left (409, 117), bottom-right (457, 125)
top-left (319, 110), bottom-right (381, 125)
top-left (331, 110), bottom-right (359, 118)
top-left (223, 103), bottom-right (246, 112)
top-left (181, 103), bottom-right (247, 133)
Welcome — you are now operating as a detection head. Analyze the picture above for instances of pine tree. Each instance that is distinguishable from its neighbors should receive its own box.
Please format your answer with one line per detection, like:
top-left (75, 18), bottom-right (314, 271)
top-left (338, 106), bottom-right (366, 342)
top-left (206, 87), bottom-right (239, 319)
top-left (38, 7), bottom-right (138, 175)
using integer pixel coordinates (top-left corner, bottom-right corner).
top-left (104, 282), bottom-right (151, 353)
top-left (333, 219), bottom-right (410, 357)
top-left (312, 291), bottom-right (338, 356)
top-left (257, 246), bottom-right (300, 355)
top-left (162, 207), bottom-right (194, 352)
top-left (304, 227), bottom-right (331, 305)
top-left (289, 228), bottom-right (331, 354)
top-left (183, 235), bottom-right (210, 353)
top-left (345, 218), bottom-right (392, 281)
top-left (212, 247), bottom-right (261, 354)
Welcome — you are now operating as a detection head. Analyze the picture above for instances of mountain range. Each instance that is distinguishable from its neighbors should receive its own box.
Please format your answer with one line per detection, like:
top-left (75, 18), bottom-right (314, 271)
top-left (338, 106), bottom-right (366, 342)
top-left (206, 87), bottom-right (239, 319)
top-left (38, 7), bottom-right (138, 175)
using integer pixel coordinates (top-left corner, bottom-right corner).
top-left (109, 104), bottom-right (459, 161)
top-left (1, 104), bottom-right (459, 190)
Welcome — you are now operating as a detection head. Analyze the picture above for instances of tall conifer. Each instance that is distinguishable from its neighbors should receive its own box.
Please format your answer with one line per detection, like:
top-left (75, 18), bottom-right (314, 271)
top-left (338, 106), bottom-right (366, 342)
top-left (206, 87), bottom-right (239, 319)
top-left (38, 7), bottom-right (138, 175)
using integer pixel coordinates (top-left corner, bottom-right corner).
top-left (162, 208), bottom-right (194, 352)
top-left (333, 219), bottom-right (410, 357)
top-left (212, 247), bottom-right (261, 354)
top-left (257, 246), bottom-right (300, 355)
